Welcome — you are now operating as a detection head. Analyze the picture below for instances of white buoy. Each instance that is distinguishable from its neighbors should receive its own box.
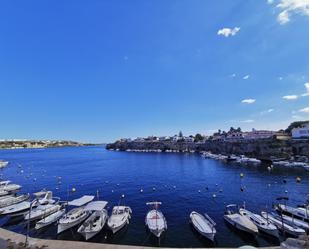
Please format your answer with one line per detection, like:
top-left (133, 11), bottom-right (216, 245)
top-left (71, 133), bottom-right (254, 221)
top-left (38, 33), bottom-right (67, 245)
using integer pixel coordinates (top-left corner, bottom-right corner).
top-left (212, 194), bottom-right (216, 198)
top-left (198, 190), bottom-right (201, 193)
top-left (140, 189), bottom-right (143, 193)
top-left (121, 194), bottom-right (125, 198)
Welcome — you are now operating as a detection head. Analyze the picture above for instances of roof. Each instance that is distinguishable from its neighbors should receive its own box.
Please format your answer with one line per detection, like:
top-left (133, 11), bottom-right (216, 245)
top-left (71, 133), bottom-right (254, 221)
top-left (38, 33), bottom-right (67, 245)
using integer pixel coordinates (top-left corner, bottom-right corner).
top-left (68, 195), bottom-right (94, 206)
top-left (84, 201), bottom-right (108, 211)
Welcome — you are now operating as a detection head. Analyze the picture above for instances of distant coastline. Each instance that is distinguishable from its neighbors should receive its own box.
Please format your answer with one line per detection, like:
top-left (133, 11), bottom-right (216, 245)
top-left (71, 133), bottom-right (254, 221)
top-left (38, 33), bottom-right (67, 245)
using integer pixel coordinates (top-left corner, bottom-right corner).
top-left (0, 140), bottom-right (96, 149)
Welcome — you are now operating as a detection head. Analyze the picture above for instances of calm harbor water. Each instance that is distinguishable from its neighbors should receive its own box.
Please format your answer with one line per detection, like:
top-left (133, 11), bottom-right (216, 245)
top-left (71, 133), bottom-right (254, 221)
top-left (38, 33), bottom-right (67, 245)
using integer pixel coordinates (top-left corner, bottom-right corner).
top-left (0, 146), bottom-right (308, 248)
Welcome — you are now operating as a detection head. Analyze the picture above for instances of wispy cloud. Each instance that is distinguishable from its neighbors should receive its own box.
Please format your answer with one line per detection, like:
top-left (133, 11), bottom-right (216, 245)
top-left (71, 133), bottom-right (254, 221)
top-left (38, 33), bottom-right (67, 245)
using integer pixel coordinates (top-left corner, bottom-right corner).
top-left (261, 108), bottom-right (275, 115)
top-left (243, 75), bottom-right (250, 80)
top-left (282, 95), bottom-right (298, 100)
top-left (230, 73), bottom-right (236, 78)
top-left (292, 115), bottom-right (303, 119)
top-left (217, 27), bottom-right (240, 37)
top-left (268, 0), bottom-right (309, 24)
top-left (299, 107), bottom-right (309, 113)
top-left (241, 119), bottom-right (255, 123)
top-left (241, 99), bottom-right (256, 104)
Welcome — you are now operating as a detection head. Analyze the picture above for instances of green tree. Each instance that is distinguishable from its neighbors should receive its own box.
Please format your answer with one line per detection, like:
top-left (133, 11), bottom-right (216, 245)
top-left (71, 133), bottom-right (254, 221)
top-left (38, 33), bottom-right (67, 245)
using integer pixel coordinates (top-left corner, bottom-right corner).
top-left (179, 131), bottom-right (183, 137)
top-left (194, 133), bottom-right (203, 142)
top-left (285, 121), bottom-right (309, 134)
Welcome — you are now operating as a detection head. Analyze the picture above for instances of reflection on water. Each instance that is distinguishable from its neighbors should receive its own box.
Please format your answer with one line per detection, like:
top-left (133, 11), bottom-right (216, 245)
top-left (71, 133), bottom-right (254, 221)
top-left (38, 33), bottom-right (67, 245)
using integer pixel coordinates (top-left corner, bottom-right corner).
top-left (0, 146), bottom-right (308, 247)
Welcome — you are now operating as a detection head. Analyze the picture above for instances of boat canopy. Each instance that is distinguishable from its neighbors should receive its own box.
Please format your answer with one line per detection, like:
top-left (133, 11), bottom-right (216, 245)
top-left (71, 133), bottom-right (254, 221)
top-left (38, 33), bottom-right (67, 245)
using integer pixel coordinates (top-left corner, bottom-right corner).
top-left (0, 181), bottom-right (11, 185)
top-left (84, 201), bottom-right (108, 211)
top-left (68, 195), bottom-right (94, 206)
top-left (146, 202), bottom-right (162, 205)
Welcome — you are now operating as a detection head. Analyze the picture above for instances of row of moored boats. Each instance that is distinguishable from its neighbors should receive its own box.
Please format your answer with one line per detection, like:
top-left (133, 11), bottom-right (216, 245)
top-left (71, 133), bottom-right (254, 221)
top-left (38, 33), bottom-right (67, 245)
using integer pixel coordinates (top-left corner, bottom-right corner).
top-left (0, 179), bottom-right (308, 242)
top-left (202, 152), bottom-right (261, 165)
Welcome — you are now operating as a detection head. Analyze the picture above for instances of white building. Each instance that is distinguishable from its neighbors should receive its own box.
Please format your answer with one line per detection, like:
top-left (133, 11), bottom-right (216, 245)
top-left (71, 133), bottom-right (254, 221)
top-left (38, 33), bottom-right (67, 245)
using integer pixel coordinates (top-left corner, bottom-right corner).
top-left (243, 129), bottom-right (276, 140)
top-left (183, 136), bottom-right (194, 142)
top-left (292, 123), bottom-right (309, 138)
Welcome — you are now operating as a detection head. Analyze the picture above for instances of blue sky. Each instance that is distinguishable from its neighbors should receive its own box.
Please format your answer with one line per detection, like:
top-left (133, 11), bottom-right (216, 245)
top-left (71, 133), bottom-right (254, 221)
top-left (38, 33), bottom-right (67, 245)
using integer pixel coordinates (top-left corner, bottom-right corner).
top-left (0, 0), bottom-right (309, 143)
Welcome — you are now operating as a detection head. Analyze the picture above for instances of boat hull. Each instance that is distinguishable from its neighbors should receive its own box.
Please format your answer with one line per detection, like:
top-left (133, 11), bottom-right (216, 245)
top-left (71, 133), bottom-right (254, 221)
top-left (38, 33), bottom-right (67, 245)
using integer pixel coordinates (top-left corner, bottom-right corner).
top-left (35, 209), bottom-right (65, 230)
top-left (57, 212), bottom-right (89, 234)
top-left (224, 215), bottom-right (257, 235)
top-left (190, 212), bottom-right (216, 242)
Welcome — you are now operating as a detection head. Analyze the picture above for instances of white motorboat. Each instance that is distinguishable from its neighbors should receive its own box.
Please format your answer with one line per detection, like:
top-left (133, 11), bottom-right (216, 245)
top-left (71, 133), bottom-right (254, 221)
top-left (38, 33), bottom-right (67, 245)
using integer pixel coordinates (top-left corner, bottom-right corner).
top-left (224, 205), bottom-right (258, 235)
top-left (35, 208), bottom-right (66, 230)
top-left (239, 208), bottom-right (279, 238)
top-left (236, 156), bottom-right (261, 165)
top-left (261, 211), bottom-right (306, 237)
top-left (280, 213), bottom-right (309, 231)
top-left (24, 203), bottom-right (61, 221)
top-left (0, 161), bottom-right (8, 168)
top-left (0, 181), bottom-right (21, 193)
top-left (78, 201), bottom-right (108, 240)
top-left (0, 194), bottom-right (29, 208)
top-left (107, 206), bottom-right (132, 234)
top-left (0, 201), bottom-right (31, 216)
top-left (276, 204), bottom-right (309, 223)
top-left (57, 195), bottom-right (94, 234)
top-left (145, 202), bottom-right (167, 238)
top-left (0, 190), bottom-right (10, 197)
top-left (190, 211), bottom-right (216, 241)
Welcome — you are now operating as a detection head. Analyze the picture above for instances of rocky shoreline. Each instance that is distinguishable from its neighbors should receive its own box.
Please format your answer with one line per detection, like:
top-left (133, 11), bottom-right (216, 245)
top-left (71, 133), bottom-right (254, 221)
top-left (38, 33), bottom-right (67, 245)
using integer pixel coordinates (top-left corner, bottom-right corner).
top-left (106, 138), bottom-right (309, 161)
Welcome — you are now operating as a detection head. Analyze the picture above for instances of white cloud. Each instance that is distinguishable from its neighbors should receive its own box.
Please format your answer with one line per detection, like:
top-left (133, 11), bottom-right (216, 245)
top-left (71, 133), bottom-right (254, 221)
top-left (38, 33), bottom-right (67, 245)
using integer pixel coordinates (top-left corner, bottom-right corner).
top-left (241, 99), bottom-right (256, 104)
top-left (282, 95), bottom-right (298, 100)
top-left (230, 73), bottom-right (236, 78)
top-left (270, 0), bottom-right (309, 24)
top-left (278, 10), bottom-right (290, 24)
top-left (261, 109), bottom-right (275, 115)
top-left (243, 75), bottom-right (250, 80)
top-left (299, 107), bottom-right (309, 113)
top-left (241, 119), bottom-right (255, 123)
top-left (217, 27), bottom-right (240, 37)
top-left (301, 82), bottom-right (309, 96)
top-left (278, 76), bottom-right (283, 80)
top-left (292, 115), bottom-right (303, 119)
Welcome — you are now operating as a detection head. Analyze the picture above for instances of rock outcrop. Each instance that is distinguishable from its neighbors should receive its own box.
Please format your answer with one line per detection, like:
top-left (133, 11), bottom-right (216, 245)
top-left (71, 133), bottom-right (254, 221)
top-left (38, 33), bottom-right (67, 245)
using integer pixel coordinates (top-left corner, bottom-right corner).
top-left (106, 139), bottom-right (309, 160)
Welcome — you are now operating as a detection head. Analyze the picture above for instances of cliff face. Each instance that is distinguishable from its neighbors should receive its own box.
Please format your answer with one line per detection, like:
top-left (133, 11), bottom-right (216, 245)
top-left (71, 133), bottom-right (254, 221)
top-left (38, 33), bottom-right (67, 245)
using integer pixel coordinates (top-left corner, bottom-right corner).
top-left (106, 139), bottom-right (309, 160)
